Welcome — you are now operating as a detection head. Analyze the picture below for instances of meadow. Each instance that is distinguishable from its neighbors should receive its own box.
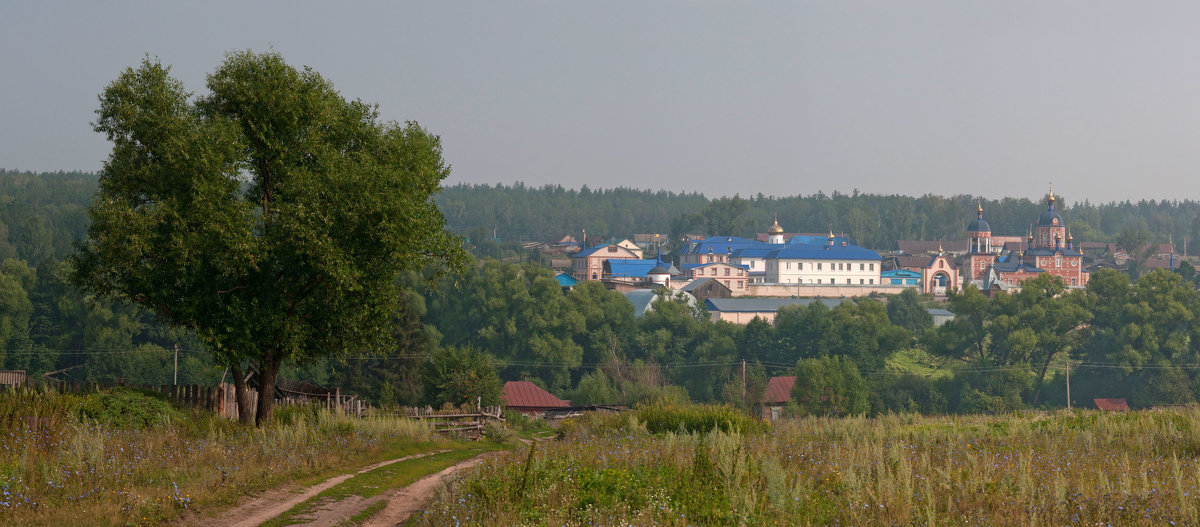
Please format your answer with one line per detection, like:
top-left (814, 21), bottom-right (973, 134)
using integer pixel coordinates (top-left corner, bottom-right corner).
top-left (0, 386), bottom-right (448, 526)
top-left (418, 404), bottom-right (1200, 526)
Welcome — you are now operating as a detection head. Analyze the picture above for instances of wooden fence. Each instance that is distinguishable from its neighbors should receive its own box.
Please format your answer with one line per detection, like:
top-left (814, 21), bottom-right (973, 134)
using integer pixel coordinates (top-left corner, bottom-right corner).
top-left (371, 405), bottom-right (504, 438)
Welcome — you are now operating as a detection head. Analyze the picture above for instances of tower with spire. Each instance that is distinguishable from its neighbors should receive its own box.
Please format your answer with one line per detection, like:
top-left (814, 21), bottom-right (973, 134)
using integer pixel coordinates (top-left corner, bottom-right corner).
top-left (966, 199), bottom-right (996, 282)
top-left (1034, 185), bottom-right (1067, 249)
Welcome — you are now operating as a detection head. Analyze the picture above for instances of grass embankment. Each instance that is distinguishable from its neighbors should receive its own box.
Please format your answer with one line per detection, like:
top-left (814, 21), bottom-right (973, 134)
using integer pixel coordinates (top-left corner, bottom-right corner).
top-left (0, 387), bottom-right (463, 526)
top-left (417, 402), bottom-right (1200, 526)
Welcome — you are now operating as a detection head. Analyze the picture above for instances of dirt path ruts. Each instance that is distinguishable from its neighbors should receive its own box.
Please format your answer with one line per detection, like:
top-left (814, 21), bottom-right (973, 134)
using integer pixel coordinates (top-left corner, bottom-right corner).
top-left (196, 450), bottom-right (445, 527)
top-left (361, 453), bottom-right (498, 527)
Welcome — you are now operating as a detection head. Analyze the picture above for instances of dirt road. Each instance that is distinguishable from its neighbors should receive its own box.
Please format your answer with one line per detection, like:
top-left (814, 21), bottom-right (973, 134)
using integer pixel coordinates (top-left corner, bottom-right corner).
top-left (190, 449), bottom-right (495, 527)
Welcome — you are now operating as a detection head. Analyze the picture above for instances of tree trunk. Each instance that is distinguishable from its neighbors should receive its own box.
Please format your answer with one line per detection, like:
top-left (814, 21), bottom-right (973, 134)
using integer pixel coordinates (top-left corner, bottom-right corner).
top-left (230, 363), bottom-right (254, 426)
top-left (254, 353), bottom-right (284, 427)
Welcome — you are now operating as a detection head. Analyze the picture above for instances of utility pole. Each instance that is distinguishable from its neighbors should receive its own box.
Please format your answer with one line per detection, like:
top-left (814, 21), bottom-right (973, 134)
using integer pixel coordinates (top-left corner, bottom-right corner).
top-left (173, 343), bottom-right (179, 386)
top-left (741, 359), bottom-right (746, 401)
top-left (1065, 359), bottom-right (1071, 411)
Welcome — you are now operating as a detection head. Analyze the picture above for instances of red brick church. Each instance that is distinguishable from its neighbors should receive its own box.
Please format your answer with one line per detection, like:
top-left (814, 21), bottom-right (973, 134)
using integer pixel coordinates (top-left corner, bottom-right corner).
top-left (966, 188), bottom-right (1089, 293)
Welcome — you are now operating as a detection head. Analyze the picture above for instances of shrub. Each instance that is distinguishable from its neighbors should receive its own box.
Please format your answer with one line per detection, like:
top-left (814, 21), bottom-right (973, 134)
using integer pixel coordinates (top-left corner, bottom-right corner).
top-left (636, 402), bottom-right (767, 435)
top-left (74, 388), bottom-right (184, 430)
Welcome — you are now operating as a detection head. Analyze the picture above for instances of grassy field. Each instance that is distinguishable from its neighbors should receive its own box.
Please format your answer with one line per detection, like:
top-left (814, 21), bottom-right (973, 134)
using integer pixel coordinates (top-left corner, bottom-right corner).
top-left (0, 387), bottom-right (468, 526)
top-left (416, 403), bottom-right (1200, 526)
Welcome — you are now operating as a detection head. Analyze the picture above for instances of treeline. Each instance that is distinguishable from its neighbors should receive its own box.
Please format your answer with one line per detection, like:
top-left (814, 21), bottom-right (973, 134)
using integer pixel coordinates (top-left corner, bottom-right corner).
top-left (440, 183), bottom-right (1200, 251)
top-left (7, 168), bottom-right (1200, 413)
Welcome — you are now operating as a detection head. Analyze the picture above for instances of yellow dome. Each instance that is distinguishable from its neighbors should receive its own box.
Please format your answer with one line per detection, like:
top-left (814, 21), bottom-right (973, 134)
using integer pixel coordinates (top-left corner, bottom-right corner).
top-left (768, 215), bottom-right (784, 234)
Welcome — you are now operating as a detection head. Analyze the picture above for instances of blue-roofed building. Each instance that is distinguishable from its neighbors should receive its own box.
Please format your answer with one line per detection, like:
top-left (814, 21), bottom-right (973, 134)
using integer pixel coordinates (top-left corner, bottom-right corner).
top-left (678, 236), bottom-right (763, 270)
top-left (764, 232), bottom-right (882, 286)
top-left (881, 269), bottom-right (921, 286)
top-left (572, 243), bottom-right (640, 281)
top-left (555, 273), bottom-right (579, 291)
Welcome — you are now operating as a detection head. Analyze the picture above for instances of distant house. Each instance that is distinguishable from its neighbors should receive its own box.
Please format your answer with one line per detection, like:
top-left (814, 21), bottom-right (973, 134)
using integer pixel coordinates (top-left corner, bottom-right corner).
top-left (614, 239), bottom-right (644, 259)
top-left (572, 244), bottom-right (640, 281)
top-left (555, 272), bottom-right (579, 291)
top-left (705, 297), bottom-right (850, 325)
top-left (927, 308), bottom-right (955, 326)
top-left (1094, 398), bottom-right (1129, 411)
top-left (679, 277), bottom-right (731, 304)
top-left (686, 261), bottom-right (750, 293)
top-left (759, 376), bottom-right (796, 421)
top-left (501, 381), bottom-right (571, 415)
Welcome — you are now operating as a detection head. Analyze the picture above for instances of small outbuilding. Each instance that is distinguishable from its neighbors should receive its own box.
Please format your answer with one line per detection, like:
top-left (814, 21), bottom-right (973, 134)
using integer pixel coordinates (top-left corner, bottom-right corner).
top-left (759, 375), bottom-right (796, 421)
top-left (501, 381), bottom-right (571, 416)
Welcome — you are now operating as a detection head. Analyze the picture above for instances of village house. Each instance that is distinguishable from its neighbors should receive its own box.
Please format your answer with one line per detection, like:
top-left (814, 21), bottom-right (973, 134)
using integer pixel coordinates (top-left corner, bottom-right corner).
top-left (572, 243), bottom-right (640, 281)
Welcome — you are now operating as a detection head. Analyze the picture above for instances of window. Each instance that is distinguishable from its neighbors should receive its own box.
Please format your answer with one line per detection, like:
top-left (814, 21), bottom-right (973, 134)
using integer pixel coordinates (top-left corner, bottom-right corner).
top-left (870, 263), bottom-right (875, 271)
top-left (1056, 256), bottom-right (1062, 267)
top-left (817, 279), bottom-right (822, 284)
top-left (859, 279), bottom-right (864, 284)
top-left (860, 263), bottom-right (864, 271)
top-left (838, 263), bottom-right (843, 271)
top-left (607, 246), bottom-right (617, 253)
top-left (786, 262), bottom-right (791, 270)
top-left (710, 268), bottom-right (717, 276)
top-left (870, 279), bottom-right (874, 284)
top-left (846, 278), bottom-right (851, 284)
top-left (817, 263), bottom-right (822, 270)
top-left (724, 268), bottom-right (730, 276)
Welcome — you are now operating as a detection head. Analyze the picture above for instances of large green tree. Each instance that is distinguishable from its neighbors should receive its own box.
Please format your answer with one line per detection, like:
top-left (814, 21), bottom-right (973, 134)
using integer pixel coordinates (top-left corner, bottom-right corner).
top-left (73, 52), bottom-right (464, 425)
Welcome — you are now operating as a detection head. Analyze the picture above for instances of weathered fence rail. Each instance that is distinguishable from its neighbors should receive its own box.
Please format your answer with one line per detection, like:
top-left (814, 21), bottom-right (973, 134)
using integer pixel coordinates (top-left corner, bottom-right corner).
top-left (370, 405), bottom-right (505, 438)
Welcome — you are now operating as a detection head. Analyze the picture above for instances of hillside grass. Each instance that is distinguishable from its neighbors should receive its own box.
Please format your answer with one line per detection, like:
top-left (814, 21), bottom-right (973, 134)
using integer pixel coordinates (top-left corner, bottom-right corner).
top-left (0, 387), bottom-right (456, 526)
top-left (417, 406), bottom-right (1200, 526)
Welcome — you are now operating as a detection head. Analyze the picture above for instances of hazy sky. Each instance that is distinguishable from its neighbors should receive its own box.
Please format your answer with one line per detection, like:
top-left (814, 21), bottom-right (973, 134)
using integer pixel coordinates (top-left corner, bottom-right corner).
top-left (3, 1), bottom-right (1200, 204)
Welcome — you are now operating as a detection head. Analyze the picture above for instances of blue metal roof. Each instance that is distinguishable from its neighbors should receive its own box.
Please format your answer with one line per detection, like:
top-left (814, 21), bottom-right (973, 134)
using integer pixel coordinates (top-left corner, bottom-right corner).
top-left (730, 245), bottom-right (785, 258)
top-left (574, 244), bottom-right (612, 258)
top-left (682, 236), bottom-right (763, 256)
top-left (555, 273), bottom-right (579, 287)
top-left (882, 269), bottom-right (922, 278)
top-left (607, 259), bottom-right (661, 278)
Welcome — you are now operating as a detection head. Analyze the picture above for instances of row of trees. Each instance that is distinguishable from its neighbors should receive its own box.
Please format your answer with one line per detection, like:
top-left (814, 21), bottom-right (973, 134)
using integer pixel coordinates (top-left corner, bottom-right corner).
top-left (440, 183), bottom-right (1200, 253)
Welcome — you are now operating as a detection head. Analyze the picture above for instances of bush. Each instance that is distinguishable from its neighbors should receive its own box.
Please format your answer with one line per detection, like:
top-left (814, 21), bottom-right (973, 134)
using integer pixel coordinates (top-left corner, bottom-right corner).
top-left (636, 402), bottom-right (767, 435)
top-left (75, 388), bottom-right (184, 430)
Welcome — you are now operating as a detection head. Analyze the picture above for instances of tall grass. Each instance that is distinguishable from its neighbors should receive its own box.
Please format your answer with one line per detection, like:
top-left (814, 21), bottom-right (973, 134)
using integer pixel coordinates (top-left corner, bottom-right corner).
top-left (418, 407), bottom-right (1200, 525)
top-left (0, 387), bottom-right (434, 526)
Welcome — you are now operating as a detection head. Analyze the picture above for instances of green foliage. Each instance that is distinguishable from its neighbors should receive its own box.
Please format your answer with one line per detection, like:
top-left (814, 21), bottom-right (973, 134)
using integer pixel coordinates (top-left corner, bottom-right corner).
top-left (791, 355), bottom-right (869, 417)
top-left (420, 346), bottom-right (502, 408)
top-left (635, 402), bottom-right (767, 435)
top-left (73, 52), bottom-right (466, 424)
top-left (74, 388), bottom-right (184, 430)
top-left (886, 288), bottom-right (933, 336)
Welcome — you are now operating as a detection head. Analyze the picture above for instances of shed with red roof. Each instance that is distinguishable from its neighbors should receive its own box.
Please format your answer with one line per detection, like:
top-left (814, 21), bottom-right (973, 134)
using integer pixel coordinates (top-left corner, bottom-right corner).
top-left (501, 381), bottom-right (571, 415)
top-left (759, 376), bottom-right (796, 421)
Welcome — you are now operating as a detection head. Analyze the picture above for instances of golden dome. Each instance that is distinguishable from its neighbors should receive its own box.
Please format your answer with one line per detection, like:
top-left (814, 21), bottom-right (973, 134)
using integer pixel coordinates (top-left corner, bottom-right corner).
top-left (768, 214), bottom-right (784, 234)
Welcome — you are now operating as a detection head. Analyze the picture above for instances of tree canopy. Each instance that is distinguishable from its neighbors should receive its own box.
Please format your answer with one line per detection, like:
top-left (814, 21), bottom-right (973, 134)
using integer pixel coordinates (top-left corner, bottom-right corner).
top-left (72, 52), bottom-right (465, 425)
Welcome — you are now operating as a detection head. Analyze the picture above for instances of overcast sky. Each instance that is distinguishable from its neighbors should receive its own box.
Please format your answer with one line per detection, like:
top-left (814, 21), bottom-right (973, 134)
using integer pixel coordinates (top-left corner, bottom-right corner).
top-left (3, 1), bottom-right (1200, 204)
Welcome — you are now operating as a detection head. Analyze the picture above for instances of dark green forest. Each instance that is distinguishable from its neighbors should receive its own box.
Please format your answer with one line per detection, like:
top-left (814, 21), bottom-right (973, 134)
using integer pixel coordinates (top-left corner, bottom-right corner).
top-left (6, 168), bottom-right (1200, 414)
top-left (440, 183), bottom-right (1200, 252)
